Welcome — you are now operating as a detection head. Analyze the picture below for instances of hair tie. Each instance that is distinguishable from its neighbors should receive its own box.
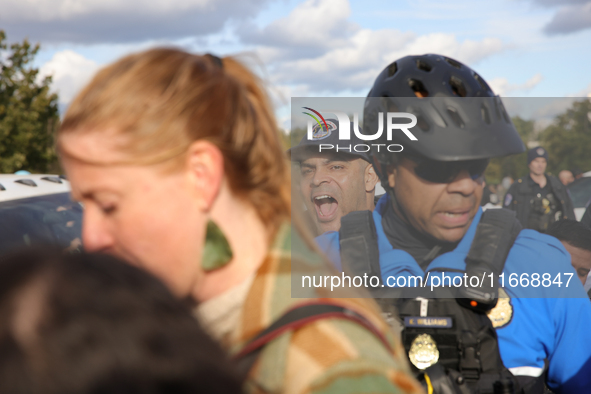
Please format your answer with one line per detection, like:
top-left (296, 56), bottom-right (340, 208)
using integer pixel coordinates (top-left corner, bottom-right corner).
top-left (205, 53), bottom-right (223, 69)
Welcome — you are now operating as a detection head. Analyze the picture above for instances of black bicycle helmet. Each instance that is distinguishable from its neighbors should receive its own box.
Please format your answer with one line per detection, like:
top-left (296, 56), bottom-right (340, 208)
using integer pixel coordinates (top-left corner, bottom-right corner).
top-left (364, 54), bottom-right (525, 163)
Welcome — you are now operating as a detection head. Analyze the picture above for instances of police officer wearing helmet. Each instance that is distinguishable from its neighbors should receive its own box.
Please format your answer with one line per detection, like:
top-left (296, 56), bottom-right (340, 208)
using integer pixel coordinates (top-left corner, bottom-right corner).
top-left (316, 54), bottom-right (591, 394)
top-left (503, 147), bottom-right (575, 232)
top-left (289, 120), bottom-right (379, 235)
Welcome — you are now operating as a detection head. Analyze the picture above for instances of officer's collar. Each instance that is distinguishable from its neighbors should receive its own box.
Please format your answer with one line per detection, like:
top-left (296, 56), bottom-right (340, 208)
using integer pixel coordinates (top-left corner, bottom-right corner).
top-left (421, 208), bottom-right (483, 273)
top-left (375, 193), bottom-right (390, 214)
top-left (527, 173), bottom-right (548, 186)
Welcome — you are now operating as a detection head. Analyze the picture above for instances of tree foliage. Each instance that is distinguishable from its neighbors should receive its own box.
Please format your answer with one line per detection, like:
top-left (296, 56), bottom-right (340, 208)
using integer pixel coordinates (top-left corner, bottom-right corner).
top-left (0, 30), bottom-right (59, 173)
top-left (540, 99), bottom-right (591, 175)
top-left (288, 127), bottom-right (306, 149)
top-left (484, 116), bottom-right (533, 184)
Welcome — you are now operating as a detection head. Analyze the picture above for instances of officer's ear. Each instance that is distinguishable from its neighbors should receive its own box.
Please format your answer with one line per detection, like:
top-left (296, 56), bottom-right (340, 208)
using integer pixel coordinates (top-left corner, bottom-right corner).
top-left (387, 164), bottom-right (397, 189)
top-left (370, 155), bottom-right (397, 189)
top-left (364, 163), bottom-right (379, 192)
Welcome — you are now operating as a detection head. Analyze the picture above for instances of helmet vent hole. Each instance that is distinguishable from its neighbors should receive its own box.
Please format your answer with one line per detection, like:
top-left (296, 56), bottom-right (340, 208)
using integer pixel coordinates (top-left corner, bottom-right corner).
top-left (481, 105), bottom-right (491, 125)
top-left (366, 108), bottom-right (379, 128)
top-left (447, 107), bottom-right (465, 128)
top-left (501, 104), bottom-right (510, 123)
top-left (416, 60), bottom-right (432, 72)
top-left (380, 96), bottom-right (399, 112)
top-left (387, 62), bottom-right (398, 77)
top-left (473, 72), bottom-right (490, 92)
top-left (416, 115), bottom-right (431, 132)
top-left (449, 76), bottom-right (467, 97)
top-left (409, 79), bottom-right (429, 98)
top-left (494, 98), bottom-right (502, 119)
top-left (444, 57), bottom-right (462, 69)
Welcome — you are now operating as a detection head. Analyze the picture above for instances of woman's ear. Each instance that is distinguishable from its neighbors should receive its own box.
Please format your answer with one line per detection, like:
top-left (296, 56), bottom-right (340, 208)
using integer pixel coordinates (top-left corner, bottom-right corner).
top-left (185, 140), bottom-right (224, 211)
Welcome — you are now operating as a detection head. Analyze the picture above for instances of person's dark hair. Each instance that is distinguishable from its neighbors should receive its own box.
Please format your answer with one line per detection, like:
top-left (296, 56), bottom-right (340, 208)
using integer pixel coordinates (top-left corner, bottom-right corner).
top-left (0, 248), bottom-right (243, 394)
top-left (546, 220), bottom-right (591, 253)
top-left (572, 168), bottom-right (583, 178)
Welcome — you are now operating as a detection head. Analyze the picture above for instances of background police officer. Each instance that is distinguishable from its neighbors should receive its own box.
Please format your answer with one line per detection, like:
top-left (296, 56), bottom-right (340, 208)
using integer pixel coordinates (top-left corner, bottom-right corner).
top-left (503, 147), bottom-right (575, 232)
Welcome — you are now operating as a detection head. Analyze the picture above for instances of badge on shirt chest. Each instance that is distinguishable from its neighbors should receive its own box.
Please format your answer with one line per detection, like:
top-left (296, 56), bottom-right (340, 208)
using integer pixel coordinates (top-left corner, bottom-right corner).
top-left (542, 198), bottom-right (551, 214)
top-left (408, 333), bottom-right (439, 370)
top-left (487, 288), bottom-right (513, 328)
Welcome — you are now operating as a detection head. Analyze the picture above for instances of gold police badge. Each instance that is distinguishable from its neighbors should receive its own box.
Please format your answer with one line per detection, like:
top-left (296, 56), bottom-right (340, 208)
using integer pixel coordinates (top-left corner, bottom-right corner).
top-left (487, 288), bottom-right (513, 328)
top-left (542, 198), bottom-right (551, 214)
top-left (408, 333), bottom-right (439, 370)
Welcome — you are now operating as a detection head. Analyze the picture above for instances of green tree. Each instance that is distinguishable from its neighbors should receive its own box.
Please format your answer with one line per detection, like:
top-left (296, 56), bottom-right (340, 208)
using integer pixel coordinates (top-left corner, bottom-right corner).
top-left (0, 30), bottom-right (59, 173)
top-left (540, 99), bottom-right (591, 175)
top-left (289, 127), bottom-right (306, 148)
top-left (484, 116), bottom-right (533, 184)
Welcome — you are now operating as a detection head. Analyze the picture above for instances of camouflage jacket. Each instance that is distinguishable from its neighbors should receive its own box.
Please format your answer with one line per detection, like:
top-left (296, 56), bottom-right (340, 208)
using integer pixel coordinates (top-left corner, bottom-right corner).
top-left (226, 223), bottom-right (424, 394)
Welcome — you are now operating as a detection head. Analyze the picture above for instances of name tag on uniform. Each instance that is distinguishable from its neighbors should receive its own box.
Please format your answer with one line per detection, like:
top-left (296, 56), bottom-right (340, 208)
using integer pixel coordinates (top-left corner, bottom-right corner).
top-left (404, 317), bottom-right (452, 328)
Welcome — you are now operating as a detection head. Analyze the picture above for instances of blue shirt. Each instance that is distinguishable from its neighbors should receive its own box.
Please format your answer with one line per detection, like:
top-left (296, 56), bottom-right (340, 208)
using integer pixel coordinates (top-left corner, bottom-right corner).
top-left (316, 195), bottom-right (591, 393)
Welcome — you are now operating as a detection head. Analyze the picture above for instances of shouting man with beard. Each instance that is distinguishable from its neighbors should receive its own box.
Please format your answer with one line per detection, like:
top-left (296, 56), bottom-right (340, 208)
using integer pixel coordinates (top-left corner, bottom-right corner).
top-left (289, 119), bottom-right (379, 235)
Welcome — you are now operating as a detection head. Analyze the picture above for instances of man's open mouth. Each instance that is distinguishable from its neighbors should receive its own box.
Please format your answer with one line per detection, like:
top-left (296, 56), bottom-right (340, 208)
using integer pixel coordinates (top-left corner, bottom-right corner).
top-left (437, 209), bottom-right (471, 226)
top-left (313, 194), bottom-right (339, 222)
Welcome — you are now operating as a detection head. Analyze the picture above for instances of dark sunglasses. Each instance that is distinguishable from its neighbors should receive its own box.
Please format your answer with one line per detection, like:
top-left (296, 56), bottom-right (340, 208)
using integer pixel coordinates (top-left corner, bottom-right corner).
top-left (410, 157), bottom-right (489, 183)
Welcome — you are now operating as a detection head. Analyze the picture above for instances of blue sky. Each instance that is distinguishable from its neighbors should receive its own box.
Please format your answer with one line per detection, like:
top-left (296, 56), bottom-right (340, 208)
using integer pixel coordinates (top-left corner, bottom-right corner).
top-left (2, 0), bottom-right (590, 127)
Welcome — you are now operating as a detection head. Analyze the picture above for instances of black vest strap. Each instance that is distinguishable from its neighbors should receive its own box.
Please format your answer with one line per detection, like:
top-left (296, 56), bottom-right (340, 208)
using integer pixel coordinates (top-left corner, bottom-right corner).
top-left (457, 209), bottom-right (522, 313)
top-left (340, 210), bottom-right (401, 298)
top-left (339, 210), bottom-right (382, 280)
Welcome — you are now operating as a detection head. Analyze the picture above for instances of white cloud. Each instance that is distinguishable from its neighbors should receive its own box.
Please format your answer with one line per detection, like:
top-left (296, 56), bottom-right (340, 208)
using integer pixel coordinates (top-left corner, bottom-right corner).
top-left (488, 78), bottom-right (510, 95)
top-left (569, 82), bottom-right (591, 97)
top-left (38, 50), bottom-right (100, 106)
top-left (1, 0), bottom-right (212, 20)
top-left (256, 29), bottom-right (506, 94)
top-left (240, 0), bottom-right (357, 50)
top-left (240, 0), bottom-right (508, 95)
top-left (404, 35), bottom-right (505, 65)
top-left (488, 73), bottom-right (543, 96)
top-left (1, 0), bottom-right (271, 44)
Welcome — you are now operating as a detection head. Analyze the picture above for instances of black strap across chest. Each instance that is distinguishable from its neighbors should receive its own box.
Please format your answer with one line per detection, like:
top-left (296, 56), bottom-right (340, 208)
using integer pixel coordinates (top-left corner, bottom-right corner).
top-left (233, 301), bottom-right (390, 376)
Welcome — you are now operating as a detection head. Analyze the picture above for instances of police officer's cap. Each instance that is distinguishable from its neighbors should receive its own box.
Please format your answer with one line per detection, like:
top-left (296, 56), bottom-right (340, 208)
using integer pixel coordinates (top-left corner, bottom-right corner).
top-left (527, 147), bottom-right (548, 164)
top-left (288, 119), bottom-right (371, 163)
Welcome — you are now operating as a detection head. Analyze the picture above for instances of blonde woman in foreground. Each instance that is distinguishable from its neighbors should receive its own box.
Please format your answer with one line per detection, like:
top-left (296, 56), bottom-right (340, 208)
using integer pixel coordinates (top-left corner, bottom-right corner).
top-left (57, 48), bottom-right (424, 394)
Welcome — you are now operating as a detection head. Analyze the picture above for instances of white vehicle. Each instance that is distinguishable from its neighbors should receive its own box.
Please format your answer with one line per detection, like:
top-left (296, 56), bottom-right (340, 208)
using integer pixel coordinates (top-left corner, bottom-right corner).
top-left (0, 174), bottom-right (82, 256)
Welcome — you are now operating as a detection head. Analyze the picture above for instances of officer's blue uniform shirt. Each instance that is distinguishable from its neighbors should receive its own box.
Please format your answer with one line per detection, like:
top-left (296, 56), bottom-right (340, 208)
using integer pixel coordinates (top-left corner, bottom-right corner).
top-left (316, 195), bottom-right (591, 393)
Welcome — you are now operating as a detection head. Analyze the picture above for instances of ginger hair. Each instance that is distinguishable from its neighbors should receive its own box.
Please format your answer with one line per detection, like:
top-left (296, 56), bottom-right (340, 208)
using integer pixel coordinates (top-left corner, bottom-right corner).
top-left (59, 48), bottom-right (290, 239)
